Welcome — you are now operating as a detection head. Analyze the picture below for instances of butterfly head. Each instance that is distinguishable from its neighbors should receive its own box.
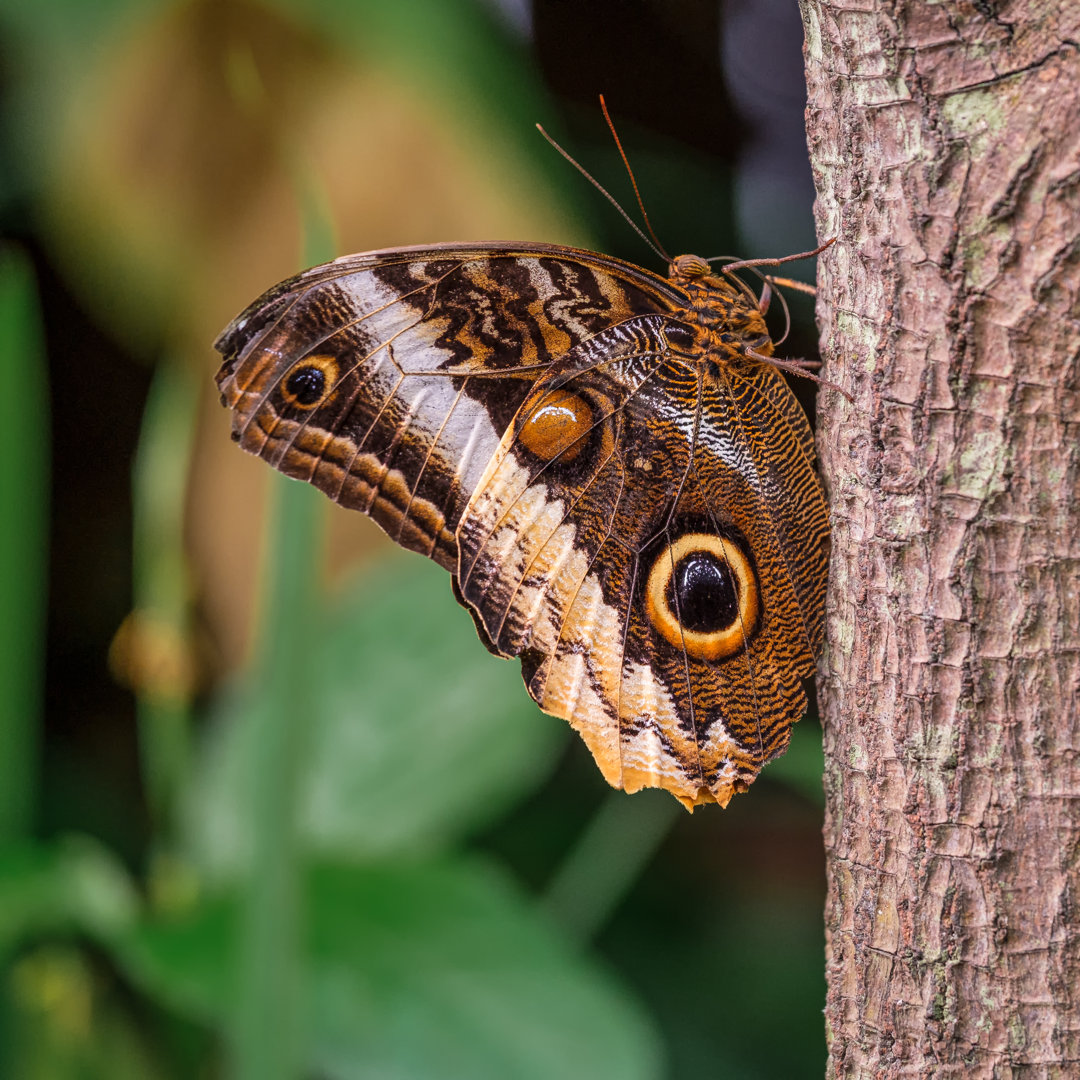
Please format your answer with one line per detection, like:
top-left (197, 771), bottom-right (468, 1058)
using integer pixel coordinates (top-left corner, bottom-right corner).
top-left (668, 253), bottom-right (712, 279)
top-left (665, 255), bottom-right (773, 366)
top-left (668, 252), bottom-right (760, 313)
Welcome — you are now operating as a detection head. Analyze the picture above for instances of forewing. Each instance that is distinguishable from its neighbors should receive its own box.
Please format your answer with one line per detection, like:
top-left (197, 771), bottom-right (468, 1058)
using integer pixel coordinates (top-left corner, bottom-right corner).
top-left (215, 243), bottom-right (682, 570)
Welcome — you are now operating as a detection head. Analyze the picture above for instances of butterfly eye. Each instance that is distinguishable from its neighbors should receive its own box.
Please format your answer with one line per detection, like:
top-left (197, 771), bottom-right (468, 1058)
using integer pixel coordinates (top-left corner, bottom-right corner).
top-left (518, 388), bottom-right (594, 463)
top-left (664, 322), bottom-right (696, 351)
top-left (645, 533), bottom-right (760, 661)
top-left (281, 356), bottom-right (339, 409)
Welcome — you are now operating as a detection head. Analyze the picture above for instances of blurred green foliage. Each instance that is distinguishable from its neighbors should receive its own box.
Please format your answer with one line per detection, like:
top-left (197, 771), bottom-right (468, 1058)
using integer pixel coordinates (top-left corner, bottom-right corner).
top-left (0, 249), bottom-right (47, 840)
top-left (0, 0), bottom-right (828, 1076)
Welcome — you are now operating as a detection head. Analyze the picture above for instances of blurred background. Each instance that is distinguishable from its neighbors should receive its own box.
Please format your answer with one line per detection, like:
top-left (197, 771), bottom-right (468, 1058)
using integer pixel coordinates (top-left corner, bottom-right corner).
top-left (0, 0), bottom-right (827, 1076)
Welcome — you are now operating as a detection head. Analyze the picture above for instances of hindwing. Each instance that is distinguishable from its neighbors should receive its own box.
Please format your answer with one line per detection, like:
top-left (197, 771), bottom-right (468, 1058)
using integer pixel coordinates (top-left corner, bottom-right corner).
top-left (215, 241), bottom-right (829, 809)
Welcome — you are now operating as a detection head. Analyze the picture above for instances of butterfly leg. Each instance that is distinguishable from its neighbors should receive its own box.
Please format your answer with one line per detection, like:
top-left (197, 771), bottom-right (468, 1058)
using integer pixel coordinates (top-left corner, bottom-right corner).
top-left (746, 348), bottom-right (854, 402)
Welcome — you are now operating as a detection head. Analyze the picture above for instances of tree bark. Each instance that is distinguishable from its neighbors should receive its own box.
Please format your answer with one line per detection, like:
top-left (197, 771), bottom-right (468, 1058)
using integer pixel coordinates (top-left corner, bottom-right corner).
top-left (800, 3), bottom-right (1080, 1076)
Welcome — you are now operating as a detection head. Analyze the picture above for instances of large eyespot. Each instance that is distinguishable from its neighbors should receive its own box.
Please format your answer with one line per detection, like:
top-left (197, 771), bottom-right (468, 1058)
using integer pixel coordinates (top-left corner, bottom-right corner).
top-left (280, 355), bottom-right (339, 409)
top-left (645, 533), bottom-right (759, 660)
top-left (518, 388), bottom-right (594, 463)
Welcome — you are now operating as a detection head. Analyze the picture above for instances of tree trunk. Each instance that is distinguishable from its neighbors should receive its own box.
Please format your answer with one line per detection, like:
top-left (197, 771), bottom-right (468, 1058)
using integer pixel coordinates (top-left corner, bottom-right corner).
top-left (799, 3), bottom-right (1080, 1076)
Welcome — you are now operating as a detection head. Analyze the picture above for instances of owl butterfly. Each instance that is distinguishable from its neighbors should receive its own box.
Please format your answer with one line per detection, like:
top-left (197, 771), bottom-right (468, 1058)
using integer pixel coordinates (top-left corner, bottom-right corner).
top-left (215, 237), bottom-right (833, 809)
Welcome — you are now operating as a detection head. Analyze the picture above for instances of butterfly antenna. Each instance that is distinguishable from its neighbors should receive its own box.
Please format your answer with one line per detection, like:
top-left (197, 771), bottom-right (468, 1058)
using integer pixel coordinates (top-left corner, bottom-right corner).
top-left (598, 95), bottom-right (672, 262)
top-left (535, 123), bottom-right (669, 265)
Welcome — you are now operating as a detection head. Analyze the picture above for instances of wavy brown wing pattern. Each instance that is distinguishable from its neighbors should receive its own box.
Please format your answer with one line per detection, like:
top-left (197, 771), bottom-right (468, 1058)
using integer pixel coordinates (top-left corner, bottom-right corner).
top-left (216, 244), bottom-right (680, 569)
top-left (215, 242), bottom-right (829, 809)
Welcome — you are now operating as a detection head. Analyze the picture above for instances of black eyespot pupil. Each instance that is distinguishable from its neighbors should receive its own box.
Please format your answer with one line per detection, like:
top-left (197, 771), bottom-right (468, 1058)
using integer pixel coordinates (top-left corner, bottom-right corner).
top-left (285, 365), bottom-right (326, 405)
top-left (668, 551), bottom-right (738, 633)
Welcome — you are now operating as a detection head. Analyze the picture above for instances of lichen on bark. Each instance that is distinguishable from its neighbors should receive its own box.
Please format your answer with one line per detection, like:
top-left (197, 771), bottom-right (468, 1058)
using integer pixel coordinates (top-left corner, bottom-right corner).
top-left (800, 2), bottom-right (1080, 1076)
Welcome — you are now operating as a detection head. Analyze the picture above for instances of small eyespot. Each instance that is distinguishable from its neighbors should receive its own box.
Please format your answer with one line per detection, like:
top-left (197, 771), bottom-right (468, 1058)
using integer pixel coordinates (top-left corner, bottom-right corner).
top-left (518, 388), bottom-right (593, 463)
top-left (664, 321), bottom-right (697, 351)
top-left (280, 356), bottom-right (338, 409)
top-left (645, 533), bottom-right (759, 660)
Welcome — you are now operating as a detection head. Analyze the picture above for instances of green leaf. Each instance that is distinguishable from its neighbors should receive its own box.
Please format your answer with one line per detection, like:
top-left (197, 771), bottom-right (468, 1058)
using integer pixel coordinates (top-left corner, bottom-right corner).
top-left (0, 245), bottom-right (47, 840)
top-left (0, 837), bottom-right (138, 959)
top-left (117, 857), bottom-right (663, 1080)
top-left (5, 943), bottom-right (169, 1080)
top-left (185, 554), bottom-right (564, 875)
top-left (229, 474), bottom-right (325, 1080)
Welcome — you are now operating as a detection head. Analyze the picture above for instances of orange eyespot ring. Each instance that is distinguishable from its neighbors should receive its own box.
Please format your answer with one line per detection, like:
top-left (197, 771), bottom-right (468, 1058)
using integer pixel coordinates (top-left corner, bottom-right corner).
top-left (645, 533), bottom-right (759, 661)
top-left (280, 355), bottom-right (339, 409)
top-left (518, 388), bottom-right (593, 463)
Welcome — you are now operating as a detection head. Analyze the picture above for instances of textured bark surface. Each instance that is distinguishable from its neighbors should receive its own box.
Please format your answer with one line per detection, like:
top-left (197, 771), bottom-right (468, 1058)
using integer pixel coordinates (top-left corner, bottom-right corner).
top-left (800, 2), bottom-right (1080, 1076)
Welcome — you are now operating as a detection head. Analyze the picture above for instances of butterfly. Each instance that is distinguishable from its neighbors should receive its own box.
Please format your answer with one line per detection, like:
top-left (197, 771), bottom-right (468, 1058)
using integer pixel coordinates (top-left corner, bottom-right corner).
top-left (215, 239), bottom-right (832, 809)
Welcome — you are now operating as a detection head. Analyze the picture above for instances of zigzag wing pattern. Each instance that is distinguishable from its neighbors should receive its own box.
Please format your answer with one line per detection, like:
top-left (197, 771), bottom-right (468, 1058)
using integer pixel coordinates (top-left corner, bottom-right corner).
top-left (455, 332), bottom-right (829, 807)
top-left (216, 243), bottom-right (681, 570)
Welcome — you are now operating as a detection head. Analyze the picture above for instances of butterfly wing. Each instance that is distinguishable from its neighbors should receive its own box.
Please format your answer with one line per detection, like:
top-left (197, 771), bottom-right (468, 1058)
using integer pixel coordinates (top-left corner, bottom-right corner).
top-left (215, 243), bottom-right (828, 809)
top-left (455, 339), bottom-right (828, 808)
top-left (215, 243), bottom-right (683, 571)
